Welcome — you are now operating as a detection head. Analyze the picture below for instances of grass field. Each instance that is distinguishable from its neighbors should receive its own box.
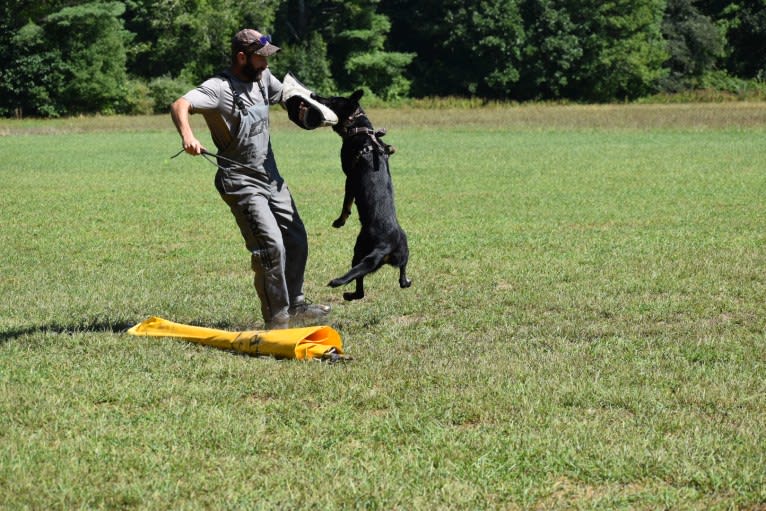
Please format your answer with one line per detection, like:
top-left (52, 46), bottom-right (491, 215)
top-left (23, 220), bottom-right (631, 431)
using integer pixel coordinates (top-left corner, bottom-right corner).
top-left (1, 103), bottom-right (765, 509)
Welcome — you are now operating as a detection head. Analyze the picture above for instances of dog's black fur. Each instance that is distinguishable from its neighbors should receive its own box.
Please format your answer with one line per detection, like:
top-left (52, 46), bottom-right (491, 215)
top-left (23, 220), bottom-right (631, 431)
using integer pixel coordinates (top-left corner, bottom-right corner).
top-left (312, 90), bottom-right (411, 301)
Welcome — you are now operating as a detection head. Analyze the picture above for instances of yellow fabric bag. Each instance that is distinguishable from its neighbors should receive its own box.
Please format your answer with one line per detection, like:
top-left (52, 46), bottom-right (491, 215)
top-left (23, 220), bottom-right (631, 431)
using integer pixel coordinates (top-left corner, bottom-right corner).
top-left (128, 316), bottom-right (345, 361)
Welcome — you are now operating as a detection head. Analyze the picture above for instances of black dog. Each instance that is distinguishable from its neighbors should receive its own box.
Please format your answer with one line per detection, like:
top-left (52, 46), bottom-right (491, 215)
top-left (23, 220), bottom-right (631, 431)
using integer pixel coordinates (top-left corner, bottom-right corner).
top-left (312, 90), bottom-right (411, 301)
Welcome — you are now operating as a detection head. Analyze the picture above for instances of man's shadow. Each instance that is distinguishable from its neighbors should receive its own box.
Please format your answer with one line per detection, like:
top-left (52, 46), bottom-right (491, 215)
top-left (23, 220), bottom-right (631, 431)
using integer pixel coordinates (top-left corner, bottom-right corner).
top-left (0, 320), bottom-right (135, 346)
top-left (0, 318), bottom-right (243, 346)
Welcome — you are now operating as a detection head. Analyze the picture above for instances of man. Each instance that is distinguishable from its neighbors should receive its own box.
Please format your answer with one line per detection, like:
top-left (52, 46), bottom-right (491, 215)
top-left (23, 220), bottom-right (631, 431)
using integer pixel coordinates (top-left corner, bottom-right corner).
top-left (171, 29), bottom-right (330, 329)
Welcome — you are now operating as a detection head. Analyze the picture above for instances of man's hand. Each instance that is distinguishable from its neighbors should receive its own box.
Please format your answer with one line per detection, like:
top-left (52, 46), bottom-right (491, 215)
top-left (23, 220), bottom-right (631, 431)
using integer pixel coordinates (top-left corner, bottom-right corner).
top-left (171, 97), bottom-right (206, 156)
top-left (183, 137), bottom-right (206, 156)
top-left (298, 101), bottom-right (309, 126)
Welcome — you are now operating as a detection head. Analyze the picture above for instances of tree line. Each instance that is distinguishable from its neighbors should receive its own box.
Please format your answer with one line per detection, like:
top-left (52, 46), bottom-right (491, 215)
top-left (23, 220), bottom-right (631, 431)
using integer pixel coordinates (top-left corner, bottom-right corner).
top-left (1, 0), bottom-right (764, 117)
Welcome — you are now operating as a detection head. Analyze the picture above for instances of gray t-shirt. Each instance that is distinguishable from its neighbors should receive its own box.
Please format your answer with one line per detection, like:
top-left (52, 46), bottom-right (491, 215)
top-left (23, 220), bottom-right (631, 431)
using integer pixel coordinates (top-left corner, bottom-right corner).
top-left (183, 69), bottom-right (283, 155)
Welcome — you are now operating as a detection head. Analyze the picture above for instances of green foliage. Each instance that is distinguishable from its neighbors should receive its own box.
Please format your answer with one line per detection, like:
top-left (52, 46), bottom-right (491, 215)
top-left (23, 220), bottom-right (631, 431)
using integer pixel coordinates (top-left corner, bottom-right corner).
top-left (2, 0), bottom-right (766, 115)
top-left (275, 0), bottom-right (414, 98)
top-left (345, 52), bottom-right (415, 99)
top-left (0, 21), bottom-right (67, 117)
top-left (447, 0), bottom-right (524, 97)
top-left (121, 78), bottom-right (155, 115)
top-left (386, 0), bottom-right (525, 98)
top-left (567, 0), bottom-right (669, 101)
top-left (385, 0), bottom-right (669, 101)
top-left (147, 76), bottom-right (196, 114)
top-left (123, 0), bottom-right (280, 84)
top-left (700, 70), bottom-right (766, 98)
top-left (0, 2), bottom-right (133, 117)
top-left (518, 0), bottom-right (583, 100)
top-left (660, 0), bottom-right (724, 92)
top-left (340, 14), bottom-right (415, 98)
top-left (708, 0), bottom-right (766, 79)
top-left (46, 2), bottom-right (132, 115)
top-left (268, 33), bottom-right (336, 94)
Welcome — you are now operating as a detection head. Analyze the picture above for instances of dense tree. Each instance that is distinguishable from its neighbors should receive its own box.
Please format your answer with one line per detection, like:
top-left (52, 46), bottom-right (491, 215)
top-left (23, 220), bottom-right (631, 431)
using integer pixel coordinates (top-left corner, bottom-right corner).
top-left (382, 0), bottom-right (525, 98)
top-left (386, 0), bottom-right (668, 101)
top-left (661, 0), bottom-right (724, 91)
top-left (122, 0), bottom-right (280, 84)
top-left (446, 0), bottom-right (525, 98)
top-left (379, 0), bottom-right (452, 97)
top-left (267, 32), bottom-right (336, 94)
top-left (273, 0), bottom-right (413, 97)
top-left (517, 0), bottom-right (583, 99)
top-left (0, 2), bottom-right (130, 116)
top-left (47, 2), bottom-right (132, 114)
top-left (562, 0), bottom-right (669, 101)
top-left (0, 21), bottom-right (65, 117)
top-left (1, 0), bottom-right (765, 116)
top-left (699, 0), bottom-right (766, 78)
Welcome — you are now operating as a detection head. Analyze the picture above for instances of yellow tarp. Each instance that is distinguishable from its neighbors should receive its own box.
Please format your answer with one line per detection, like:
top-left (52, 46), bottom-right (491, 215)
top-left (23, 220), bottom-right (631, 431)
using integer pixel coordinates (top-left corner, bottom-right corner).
top-left (128, 316), bottom-right (344, 361)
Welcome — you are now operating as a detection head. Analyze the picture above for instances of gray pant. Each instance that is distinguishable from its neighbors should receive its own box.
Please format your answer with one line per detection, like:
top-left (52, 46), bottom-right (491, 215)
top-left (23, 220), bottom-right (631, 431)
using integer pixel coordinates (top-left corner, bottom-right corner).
top-left (215, 168), bottom-right (307, 322)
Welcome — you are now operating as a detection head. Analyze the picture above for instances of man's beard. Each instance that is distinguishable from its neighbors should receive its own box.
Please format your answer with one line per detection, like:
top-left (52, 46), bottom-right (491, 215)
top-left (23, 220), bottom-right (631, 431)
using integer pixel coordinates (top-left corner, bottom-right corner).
top-left (242, 60), bottom-right (265, 82)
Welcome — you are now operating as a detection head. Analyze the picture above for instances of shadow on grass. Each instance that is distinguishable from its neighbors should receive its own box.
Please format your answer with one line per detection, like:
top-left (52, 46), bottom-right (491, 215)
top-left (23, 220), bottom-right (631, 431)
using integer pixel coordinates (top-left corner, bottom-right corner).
top-left (0, 320), bottom-right (135, 345)
top-left (0, 318), bottom-right (246, 345)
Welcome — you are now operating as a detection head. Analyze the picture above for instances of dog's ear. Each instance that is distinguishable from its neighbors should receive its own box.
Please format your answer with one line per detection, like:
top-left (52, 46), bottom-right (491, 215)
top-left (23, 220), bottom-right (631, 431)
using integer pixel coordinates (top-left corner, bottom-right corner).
top-left (350, 89), bottom-right (364, 103)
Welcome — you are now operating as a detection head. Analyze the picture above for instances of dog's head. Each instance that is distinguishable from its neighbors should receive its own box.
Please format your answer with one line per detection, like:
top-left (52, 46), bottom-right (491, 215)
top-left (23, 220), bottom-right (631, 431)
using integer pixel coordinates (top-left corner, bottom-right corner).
top-left (310, 90), bottom-right (366, 135)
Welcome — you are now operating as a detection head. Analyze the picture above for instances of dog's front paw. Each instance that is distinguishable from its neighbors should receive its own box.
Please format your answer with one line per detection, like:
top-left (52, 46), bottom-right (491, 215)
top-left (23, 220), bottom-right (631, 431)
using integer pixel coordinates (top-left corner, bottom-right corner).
top-left (328, 278), bottom-right (343, 288)
top-left (400, 278), bottom-right (412, 289)
top-left (332, 218), bottom-right (346, 228)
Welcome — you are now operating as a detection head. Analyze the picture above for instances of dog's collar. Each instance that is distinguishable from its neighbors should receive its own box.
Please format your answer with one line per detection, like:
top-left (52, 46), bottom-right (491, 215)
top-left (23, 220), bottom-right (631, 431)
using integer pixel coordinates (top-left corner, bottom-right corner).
top-left (343, 107), bottom-right (366, 128)
top-left (341, 107), bottom-right (396, 159)
top-left (346, 126), bottom-right (395, 155)
top-left (340, 106), bottom-right (375, 135)
top-left (341, 109), bottom-right (385, 141)
top-left (347, 126), bottom-right (386, 138)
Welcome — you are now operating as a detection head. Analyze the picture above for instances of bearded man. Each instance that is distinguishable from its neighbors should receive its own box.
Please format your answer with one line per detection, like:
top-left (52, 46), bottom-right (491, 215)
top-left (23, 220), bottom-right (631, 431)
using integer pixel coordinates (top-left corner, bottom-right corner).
top-left (171, 29), bottom-right (330, 329)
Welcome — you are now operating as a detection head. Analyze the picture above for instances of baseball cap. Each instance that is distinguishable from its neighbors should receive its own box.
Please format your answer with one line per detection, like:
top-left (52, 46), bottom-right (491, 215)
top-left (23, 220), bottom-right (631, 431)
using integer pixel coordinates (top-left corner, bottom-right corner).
top-left (232, 29), bottom-right (280, 57)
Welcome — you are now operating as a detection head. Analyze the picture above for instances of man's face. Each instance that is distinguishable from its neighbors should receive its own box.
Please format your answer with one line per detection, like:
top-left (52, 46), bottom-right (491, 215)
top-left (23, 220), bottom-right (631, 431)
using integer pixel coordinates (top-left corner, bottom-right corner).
top-left (242, 53), bottom-right (268, 82)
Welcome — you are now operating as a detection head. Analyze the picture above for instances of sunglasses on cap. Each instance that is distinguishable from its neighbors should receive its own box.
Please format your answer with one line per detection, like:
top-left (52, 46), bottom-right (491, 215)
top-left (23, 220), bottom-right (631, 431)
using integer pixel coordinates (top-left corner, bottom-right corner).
top-left (246, 34), bottom-right (272, 53)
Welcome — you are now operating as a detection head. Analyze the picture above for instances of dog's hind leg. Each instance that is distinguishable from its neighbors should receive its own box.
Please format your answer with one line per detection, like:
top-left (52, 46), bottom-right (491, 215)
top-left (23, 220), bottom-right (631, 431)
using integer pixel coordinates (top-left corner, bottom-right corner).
top-left (391, 235), bottom-right (411, 289)
top-left (339, 239), bottom-right (366, 300)
top-left (328, 248), bottom-right (386, 289)
top-left (399, 265), bottom-right (412, 289)
top-left (343, 277), bottom-right (365, 301)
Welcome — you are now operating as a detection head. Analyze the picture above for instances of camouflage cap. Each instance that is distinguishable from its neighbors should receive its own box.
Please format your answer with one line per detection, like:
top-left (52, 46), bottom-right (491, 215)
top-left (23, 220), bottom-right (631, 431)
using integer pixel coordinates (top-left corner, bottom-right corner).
top-left (231, 29), bottom-right (280, 57)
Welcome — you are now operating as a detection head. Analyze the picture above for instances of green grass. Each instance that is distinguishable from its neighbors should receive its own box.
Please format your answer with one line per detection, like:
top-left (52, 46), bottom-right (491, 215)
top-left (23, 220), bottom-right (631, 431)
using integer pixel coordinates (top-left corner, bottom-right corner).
top-left (1, 104), bottom-right (765, 509)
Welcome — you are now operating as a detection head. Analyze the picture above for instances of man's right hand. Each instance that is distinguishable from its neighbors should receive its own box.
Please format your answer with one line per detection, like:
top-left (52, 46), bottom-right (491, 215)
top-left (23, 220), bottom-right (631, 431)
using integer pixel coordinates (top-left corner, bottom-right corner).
top-left (183, 137), bottom-right (206, 155)
top-left (171, 97), bottom-right (206, 156)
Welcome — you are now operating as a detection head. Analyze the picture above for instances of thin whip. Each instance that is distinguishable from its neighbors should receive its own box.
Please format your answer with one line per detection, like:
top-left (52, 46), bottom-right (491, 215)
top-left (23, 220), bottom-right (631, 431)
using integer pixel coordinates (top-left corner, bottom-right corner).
top-left (170, 148), bottom-right (262, 173)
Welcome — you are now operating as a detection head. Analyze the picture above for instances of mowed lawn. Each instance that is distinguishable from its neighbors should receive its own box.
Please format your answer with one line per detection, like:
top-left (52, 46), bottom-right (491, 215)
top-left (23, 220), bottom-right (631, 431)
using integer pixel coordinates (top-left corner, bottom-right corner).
top-left (1, 104), bottom-right (764, 509)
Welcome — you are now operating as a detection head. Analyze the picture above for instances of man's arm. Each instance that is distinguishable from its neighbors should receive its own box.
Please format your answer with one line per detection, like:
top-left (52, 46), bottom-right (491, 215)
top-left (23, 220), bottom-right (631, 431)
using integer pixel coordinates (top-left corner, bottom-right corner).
top-left (171, 97), bottom-right (207, 155)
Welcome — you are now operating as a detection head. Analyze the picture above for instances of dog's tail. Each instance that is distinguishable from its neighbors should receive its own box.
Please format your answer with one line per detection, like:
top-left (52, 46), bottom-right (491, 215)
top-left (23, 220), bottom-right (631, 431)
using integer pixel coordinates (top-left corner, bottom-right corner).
top-left (328, 248), bottom-right (388, 288)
